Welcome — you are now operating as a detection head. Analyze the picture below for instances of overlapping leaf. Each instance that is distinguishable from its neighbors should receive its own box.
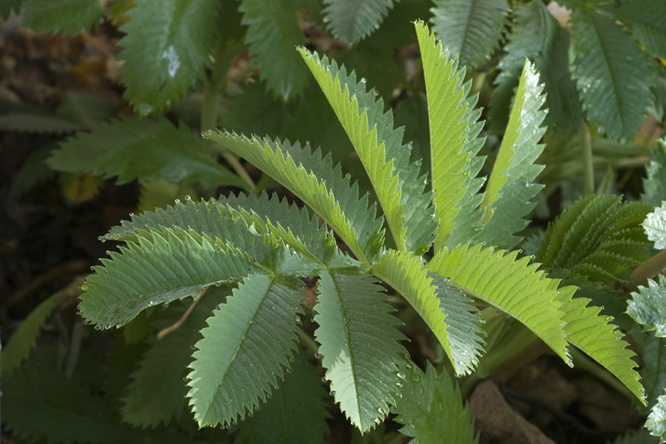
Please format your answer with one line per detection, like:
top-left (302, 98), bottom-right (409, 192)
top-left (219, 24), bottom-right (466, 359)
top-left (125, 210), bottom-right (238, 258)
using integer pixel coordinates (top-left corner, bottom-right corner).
top-left (48, 117), bottom-right (245, 188)
top-left (239, 0), bottom-right (309, 101)
top-left (187, 275), bottom-right (304, 426)
top-left (431, 0), bottom-right (509, 68)
top-left (322, 0), bottom-right (396, 45)
top-left (628, 275), bottom-right (666, 339)
top-left (415, 22), bottom-right (485, 250)
top-left (429, 243), bottom-right (571, 365)
top-left (644, 203), bottom-right (666, 250)
top-left (22, 0), bottom-right (103, 34)
top-left (118, 0), bottom-right (220, 113)
top-left (393, 364), bottom-right (478, 444)
top-left (299, 47), bottom-right (435, 254)
top-left (631, 328), bottom-right (666, 409)
top-left (647, 390), bottom-right (666, 443)
top-left (642, 142), bottom-right (666, 207)
top-left (315, 271), bottom-right (406, 432)
top-left (570, 8), bottom-right (653, 140)
top-left (602, 0), bottom-right (666, 58)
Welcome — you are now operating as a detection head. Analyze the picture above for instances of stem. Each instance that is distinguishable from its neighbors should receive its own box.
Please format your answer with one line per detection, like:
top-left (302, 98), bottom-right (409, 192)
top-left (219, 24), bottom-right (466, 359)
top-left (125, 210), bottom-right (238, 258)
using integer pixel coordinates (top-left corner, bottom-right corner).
top-left (581, 121), bottom-right (595, 194)
top-left (157, 289), bottom-right (206, 340)
top-left (629, 248), bottom-right (666, 291)
top-left (65, 321), bottom-right (85, 379)
top-left (298, 328), bottom-right (319, 356)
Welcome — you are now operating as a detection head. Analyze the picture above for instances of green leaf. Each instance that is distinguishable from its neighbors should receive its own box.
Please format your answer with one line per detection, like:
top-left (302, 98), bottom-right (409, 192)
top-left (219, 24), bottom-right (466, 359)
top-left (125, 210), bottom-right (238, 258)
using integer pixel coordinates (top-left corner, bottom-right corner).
top-left (121, 291), bottom-right (227, 427)
top-left (393, 364), bottom-right (478, 444)
top-left (206, 131), bottom-right (384, 264)
top-left (315, 270), bottom-right (406, 432)
top-left (235, 350), bottom-right (329, 443)
top-left (628, 275), bottom-right (666, 338)
top-left (428, 243), bottom-right (571, 365)
top-left (602, 0), bottom-right (666, 59)
top-left (0, 112), bottom-right (83, 133)
top-left (299, 47), bottom-right (436, 254)
top-left (187, 275), bottom-right (304, 427)
top-left (10, 144), bottom-right (57, 197)
top-left (322, 0), bottom-right (397, 45)
top-left (48, 117), bottom-right (245, 189)
top-left (647, 390), bottom-right (666, 443)
top-left (644, 203), bottom-right (666, 250)
top-left (414, 21), bottom-right (485, 250)
top-left (430, 0), bottom-right (509, 68)
top-left (478, 60), bottom-right (547, 249)
top-left (118, 0), bottom-right (220, 114)
top-left (570, 8), bottom-right (653, 141)
top-left (79, 227), bottom-right (262, 328)
top-left (0, 0), bottom-right (21, 21)
top-left (239, 0), bottom-right (309, 101)
top-left (22, 0), bottom-right (103, 34)
top-left (2, 366), bottom-right (140, 443)
top-left (642, 142), bottom-right (666, 208)
top-left (632, 328), bottom-right (666, 409)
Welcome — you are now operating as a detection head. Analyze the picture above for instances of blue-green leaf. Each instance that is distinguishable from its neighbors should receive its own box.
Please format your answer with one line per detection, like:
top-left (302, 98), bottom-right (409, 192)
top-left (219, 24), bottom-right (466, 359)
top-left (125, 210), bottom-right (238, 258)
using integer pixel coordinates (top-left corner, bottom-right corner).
top-left (644, 203), bottom-right (666, 250)
top-left (647, 390), bottom-right (666, 443)
top-left (628, 275), bottom-right (666, 338)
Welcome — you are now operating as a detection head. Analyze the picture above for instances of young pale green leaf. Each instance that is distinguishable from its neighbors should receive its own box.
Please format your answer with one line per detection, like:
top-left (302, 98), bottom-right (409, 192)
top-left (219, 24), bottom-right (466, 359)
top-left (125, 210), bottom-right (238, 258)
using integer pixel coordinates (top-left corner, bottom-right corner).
top-left (22, 0), bottom-right (103, 34)
top-left (628, 276), bottom-right (666, 338)
top-left (79, 227), bottom-right (262, 329)
top-left (187, 275), bottom-right (304, 427)
top-left (235, 350), bottom-right (330, 443)
top-left (322, 0), bottom-right (396, 45)
top-left (414, 21), bottom-right (485, 250)
top-left (642, 142), bottom-right (666, 207)
top-left (373, 250), bottom-right (483, 376)
top-left (570, 8), bottom-right (652, 141)
top-left (299, 47), bottom-right (435, 254)
top-left (315, 271), bottom-right (406, 433)
top-left (431, 0), bottom-right (509, 68)
top-left (206, 131), bottom-right (384, 264)
top-left (118, 0), bottom-right (220, 114)
top-left (647, 390), bottom-right (666, 443)
top-left (429, 243), bottom-right (571, 365)
top-left (48, 118), bottom-right (245, 189)
top-left (393, 364), bottom-right (478, 444)
top-left (477, 60), bottom-right (547, 249)
top-left (121, 292), bottom-right (226, 428)
top-left (239, 0), bottom-right (309, 101)
top-left (602, 0), bottom-right (666, 58)
top-left (644, 203), bottom-right (666, 250)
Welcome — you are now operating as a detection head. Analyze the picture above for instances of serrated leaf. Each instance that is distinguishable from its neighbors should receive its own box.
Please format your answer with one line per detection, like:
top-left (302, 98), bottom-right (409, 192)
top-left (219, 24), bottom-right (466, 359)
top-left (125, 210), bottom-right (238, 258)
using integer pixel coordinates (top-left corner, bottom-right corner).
top-left (414, 21), bottom-right (485, 250)
top-left (632, 328), bottom-right (666, 409)
top-left (644, 203), bottom-right (666, 250)
top-left (22, 0), bottom-right (103, 34)
top-left (393, 364), bottom-right (478, 444)
top-left (10, 144), bottom-right (57, 197)
top-left (79, 227), bottom-right (262, 328)
top-left (602, 0), bottom-right (666, 59)
top-left (239, 0), bottom-right (309, 101)
top-left (235, 350), bottom-right (329, 443)
top-left (315, 270), bottom-right (406, 432)
top-left (647, 390), bottom-right (666, 443)
top-left (0, 0), bottom-right (21, 20)
top-left (430, 0), bottom-right (509, 68)
top-left (299, 47), bottom-right (436, 254)
top-left (428, 243), bottom-right (571, 365)
top-left (322, 0), bottom-right (396, 45)
top-left (0, 112), bottom-right (83, 133)
top-left (187, 274), bottom-right (304, 427)
top-left (642, 142), bottom-right (666, 208)
top-left (118, 0), bottom-right (220, 114)
top-left (121, 291), bottom-right (227, 427)
top-left (628, 275), bottom-right (666, 338)
top-left (206, 131), bottom-right (384, 264)
top-left (48, 117), bottom-right (245, 189)
top-left (571, 8), bottom-right (652, 141)
top-left (478, 60), bottom-right (547, 249)
top-left (2, 366), bottom-right (140, 443)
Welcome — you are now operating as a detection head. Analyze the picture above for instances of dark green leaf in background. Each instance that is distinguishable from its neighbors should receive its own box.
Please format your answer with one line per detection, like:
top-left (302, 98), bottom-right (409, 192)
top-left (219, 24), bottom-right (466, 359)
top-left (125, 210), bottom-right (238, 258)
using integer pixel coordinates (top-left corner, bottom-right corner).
top-left (322, 0), bottom-right (397, 46)
top-left (22, 0), bottom-right (103, 34)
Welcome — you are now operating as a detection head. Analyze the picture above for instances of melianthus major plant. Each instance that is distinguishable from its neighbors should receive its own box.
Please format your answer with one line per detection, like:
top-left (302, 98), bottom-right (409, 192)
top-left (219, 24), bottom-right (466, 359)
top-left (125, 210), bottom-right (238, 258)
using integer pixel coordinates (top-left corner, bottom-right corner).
top-left (68, 22), bottom-right (647, 441)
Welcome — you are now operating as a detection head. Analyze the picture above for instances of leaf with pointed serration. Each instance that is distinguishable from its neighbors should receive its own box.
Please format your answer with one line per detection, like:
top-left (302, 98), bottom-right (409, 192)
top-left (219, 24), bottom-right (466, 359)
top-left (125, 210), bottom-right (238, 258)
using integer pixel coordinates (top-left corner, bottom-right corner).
top-left (429, 243), bottom-right (571, 365)
top-left (415, 22), bottom-right (485, 250)
top-left (48, 117), bottom-right (245, 188)
top-left (300, 47), bottom-right (435, 254)
top-left (22, 0), bottom-right (103, 34)
top-left (628, 275), bottom-right (666, 339)
top-left (79, 227), bottom-right (263, 328)
top-left (121, 292), bottom-right (227, 427)
top-left (430, 0), bottom-right (508, 68)
top-left (552, 282), bottom-right (644, 404)
top-left (239, 0), bottom-right (309, 101)
top-left (373, 250), bottom-right (482, 376)
top-left (477, 60), bottom-right (547, 249)
top-left (235, 350), bottom-right (329, 443)
top-left (642, 142), bottom-right (666, 207)
top-left (187, 275), bottom-right (304, 427)
top-left (632, 328), bottom-right (666, 409)
top-left (393, 364), bottom-right (478, 444)
top-left (3, 367), bottom-right (141, 443)
top-left (601, 0), bottom-right (666, 59)
top-left (118, 0), bottom-right (220, 114)
top-left (644, 203), bottom-right (666, 250)
top-left (647, 390), bottom-right (666, 443)
top-left (206, 131), bottom-right (384, 264)
top-left (322, 0), bottom-right (396, 45)
top-left (570, 8), bottom-right (652, 141)
top-left (315, 270), bottom-right (406, 432)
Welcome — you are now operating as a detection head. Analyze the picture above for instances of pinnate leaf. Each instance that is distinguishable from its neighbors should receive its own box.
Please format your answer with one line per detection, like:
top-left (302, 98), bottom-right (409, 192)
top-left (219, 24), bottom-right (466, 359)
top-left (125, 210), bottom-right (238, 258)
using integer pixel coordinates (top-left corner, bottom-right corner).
top-left (322, 0), bottom-right (396, 45)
